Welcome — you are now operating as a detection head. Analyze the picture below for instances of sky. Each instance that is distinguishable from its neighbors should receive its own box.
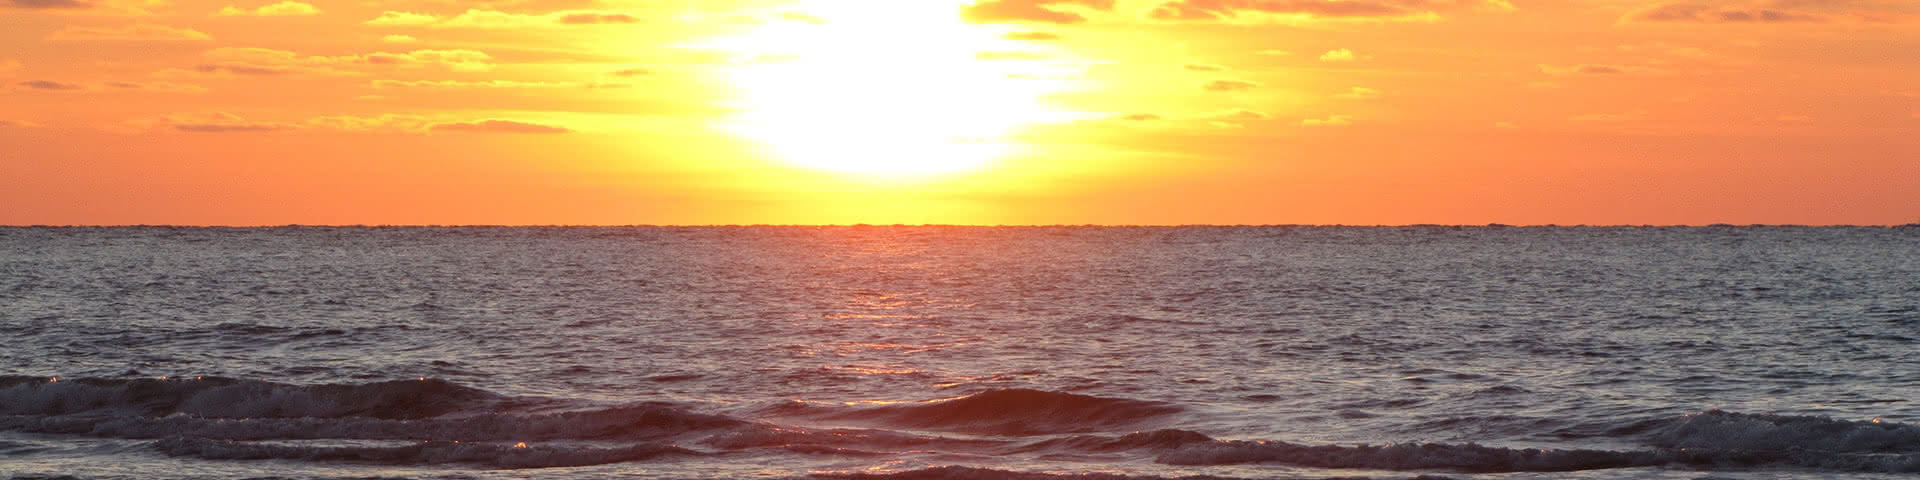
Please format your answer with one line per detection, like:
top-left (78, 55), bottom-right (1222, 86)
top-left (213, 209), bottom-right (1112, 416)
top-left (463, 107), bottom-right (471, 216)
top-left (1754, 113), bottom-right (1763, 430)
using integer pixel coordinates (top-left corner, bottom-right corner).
top-left (1, 0), bottom-right (1916, 225)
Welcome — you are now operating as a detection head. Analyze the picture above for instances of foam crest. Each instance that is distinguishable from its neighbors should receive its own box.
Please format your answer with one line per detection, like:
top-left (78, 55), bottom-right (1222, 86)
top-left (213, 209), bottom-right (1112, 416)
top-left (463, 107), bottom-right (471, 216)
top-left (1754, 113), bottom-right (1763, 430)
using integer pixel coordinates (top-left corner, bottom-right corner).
top-left (0, 376), bottom-right (497, 419)
top-left (1642, 410), bottom-right (1920, 453)
top-left (1, 403), bottom-right (745, 442)
top-left (153, 437), bottom-right (694, 469)
top-left (1155, 440), bottom-right (1657, 473)
top-left (796, 389), bottom-right (1183, 436)
top-left (1009, 429), bottom-right (1215, 455)
top-left (810, 465), bottom-right (1453, 479)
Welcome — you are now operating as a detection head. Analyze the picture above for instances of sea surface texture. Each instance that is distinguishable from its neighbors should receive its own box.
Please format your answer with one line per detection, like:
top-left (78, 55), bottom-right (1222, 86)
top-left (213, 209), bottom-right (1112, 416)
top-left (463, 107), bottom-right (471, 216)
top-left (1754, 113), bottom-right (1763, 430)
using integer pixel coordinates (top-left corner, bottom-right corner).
top-left (2, 226), bottom-right (1917, 480)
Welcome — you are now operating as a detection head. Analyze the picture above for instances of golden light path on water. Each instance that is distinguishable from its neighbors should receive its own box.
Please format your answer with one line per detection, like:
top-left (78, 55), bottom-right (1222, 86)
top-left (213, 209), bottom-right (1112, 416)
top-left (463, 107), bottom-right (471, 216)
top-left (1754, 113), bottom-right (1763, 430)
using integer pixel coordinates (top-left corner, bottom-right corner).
top-left (700, 1), bottom-right (1087, 178)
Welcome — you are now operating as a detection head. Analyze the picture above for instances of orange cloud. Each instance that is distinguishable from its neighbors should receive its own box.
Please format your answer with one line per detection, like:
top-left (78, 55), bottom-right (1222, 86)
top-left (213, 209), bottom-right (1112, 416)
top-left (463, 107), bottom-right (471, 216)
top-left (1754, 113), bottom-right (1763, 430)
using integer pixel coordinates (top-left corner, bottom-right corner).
top-left (164, 112), bottom-right (296, 133)
top-left (1333, 87), bottom-right (1381, 99)
top-left (1319, 48), bottom-right (1357, 62)
top-left (215, 1), bottom-right (319, 17)
top-left (4, 0), bottom-right (89, 9)
top-left (181, 47), bottom-right (495, 77)
top-left (1204, 79), bottom-right (1258, 91)
top-left (1004, 31), bottom-right (1064, 41)
top-left (1622, 1), bottom-right (1917, 24)
top-left (1301, 114), bottom-right (1353, 126)
top-left (1540, 64), bottom-right (1631, 75)
top-left (961, 0), bottom-right (1115, 24)
top-left (104, 81), bottom-right (208, 93)
top-left (369, 79), bottom-right (578, 89)
top-left (429, 120), bottom-right (570, 134)
top-left (366, 9), bottom-right (643, 28)
top-left (1150, 0), bottom-right (1508, 21)
top-left (1626, 3), bottom-right (1820, 23)
top-left (305, 114), bottom-right (429, 133)
top-left (16, 79), bottom-right (85, 90)
top-left (48, 24), bottom-right (213, 42)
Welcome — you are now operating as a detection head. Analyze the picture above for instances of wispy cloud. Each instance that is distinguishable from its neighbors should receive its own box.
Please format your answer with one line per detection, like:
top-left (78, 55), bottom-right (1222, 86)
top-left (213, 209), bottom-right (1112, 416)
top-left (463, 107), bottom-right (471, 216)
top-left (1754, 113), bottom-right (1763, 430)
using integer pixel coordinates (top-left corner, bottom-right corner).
top-left (366, 9), bottom-right (643, 28)
top-left (215, 1), bottom-right (319, 17)
top-left (429, 120), bottom-right (571, 134)
top-left (961, 0), bottom-right (1115, 24)
top-left (47, 24), bottom-right (213, 42)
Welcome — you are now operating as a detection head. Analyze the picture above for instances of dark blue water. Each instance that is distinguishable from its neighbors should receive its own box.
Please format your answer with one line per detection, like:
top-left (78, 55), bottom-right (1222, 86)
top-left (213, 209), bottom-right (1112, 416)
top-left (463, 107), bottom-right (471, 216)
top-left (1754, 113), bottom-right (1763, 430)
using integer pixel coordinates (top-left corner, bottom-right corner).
top-left (3, 226), bottom-right (1917, 479)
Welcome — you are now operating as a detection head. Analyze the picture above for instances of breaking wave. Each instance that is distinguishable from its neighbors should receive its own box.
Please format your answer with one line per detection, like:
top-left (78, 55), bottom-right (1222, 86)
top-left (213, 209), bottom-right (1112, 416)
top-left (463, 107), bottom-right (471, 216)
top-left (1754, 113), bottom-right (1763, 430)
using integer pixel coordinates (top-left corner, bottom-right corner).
top-left (770, 388), bottom-right (1184, 436)
top-left (0, 376), bottom-right (497, 419)
top-left (6, 378), bottom-right (1916, 473)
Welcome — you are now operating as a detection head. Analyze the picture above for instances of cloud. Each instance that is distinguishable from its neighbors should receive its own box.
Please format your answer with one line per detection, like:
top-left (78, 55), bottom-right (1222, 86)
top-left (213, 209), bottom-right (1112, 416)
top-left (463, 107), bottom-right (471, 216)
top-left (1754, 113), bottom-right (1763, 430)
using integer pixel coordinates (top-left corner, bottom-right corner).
top-left (105, 81), bottom-right (208, 93)
top-left (1204, 79), bottom-right (1258, 91)
top-left (1256, 49), bottom-right (1292, 56)
top-left (215, 1), bottom-right (319, 17)
top-left (366, 9), bottom-right (644, 28)
top-left (0, 119), bottom-right (45, 128)
top-left (1204, 110), bottom-right (1270, 128)
top-left (1540, 64), bottom-right (1630, 75)
top-left (190, 47), bottom-right (350, 76)
top-left (1150, 0), bottom-right (1511, 22)
top-left (1183, 63), bottom-right (1225, 71)
top-left (1624, 3), bottom-right (1823, 23)
top-left (369, 79), bottom-right (579, 89)
top-left (1319, 48), bottom-right (1357, 62)
top-left (1004, 31), bottom-right (1063, 41)
top-left (557, 12), bottom-right (639, 24)
top-left (306, 114), bottom-right (429, 133)
top-left (363, 49), bottom-right (494, 72)
top-left (17, 79), bottom-right (85, 90)
top-left (429, 120), bottom-right (570, 134)
top-left (1301, 114), bottom-right (1353, 126)
top-left (977, 51), bottom-right (1051, 61)
top-left (1570, 111), bottom-right (1647, 123)
top-left (1334, 86), bottom-right (1381, 99)
top-left (961, 0), bottom-right (1115, 24)
top-left (47, 24), bottom-right (213, 42)
top-left (4, 0), bottom-right (89, 9)
top-left (1116, 113), bottom-right (1163, 121)
top-left (1216, 110), bottom-right (1269, 121)
top-left (165, 112), bottom-right (295, 133)
top-left (381, 35), bottom-right (417, 44)
top-left (1623, 1), bottom-right (1920, 24)
top-left (612, 68), bottom-right (651, 77)
top-left (184, 47), bottom-right (495, 77)
top-left (365, 11), bottom-right (437, 26)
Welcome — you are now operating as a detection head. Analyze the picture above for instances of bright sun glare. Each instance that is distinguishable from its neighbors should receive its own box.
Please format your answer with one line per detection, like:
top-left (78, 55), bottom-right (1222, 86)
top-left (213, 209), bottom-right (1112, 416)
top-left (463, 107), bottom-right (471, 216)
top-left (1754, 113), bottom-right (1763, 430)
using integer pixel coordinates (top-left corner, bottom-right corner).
top-left (705, 1), bottom-right (1079, 178)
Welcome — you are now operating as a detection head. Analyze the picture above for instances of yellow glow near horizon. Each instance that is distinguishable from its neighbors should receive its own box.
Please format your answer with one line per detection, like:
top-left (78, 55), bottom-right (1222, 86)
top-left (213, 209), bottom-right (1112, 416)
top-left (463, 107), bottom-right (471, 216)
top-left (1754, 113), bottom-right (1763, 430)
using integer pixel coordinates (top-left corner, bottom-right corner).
top-left (706, 1), bottom-right (1082, 178)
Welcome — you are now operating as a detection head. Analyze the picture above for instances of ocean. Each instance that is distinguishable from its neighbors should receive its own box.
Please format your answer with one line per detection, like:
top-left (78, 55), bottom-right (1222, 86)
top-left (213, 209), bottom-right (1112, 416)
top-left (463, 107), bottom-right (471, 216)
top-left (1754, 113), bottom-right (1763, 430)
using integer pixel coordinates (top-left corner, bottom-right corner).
top-left (2, 226), bottom-right (1916, 479)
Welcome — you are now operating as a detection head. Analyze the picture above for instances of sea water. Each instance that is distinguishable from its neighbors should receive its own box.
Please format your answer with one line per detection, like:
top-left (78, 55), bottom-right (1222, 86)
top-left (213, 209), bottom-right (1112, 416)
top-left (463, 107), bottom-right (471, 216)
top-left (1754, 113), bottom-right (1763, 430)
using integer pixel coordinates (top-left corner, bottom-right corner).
top-left (2, 226), bottom-right (1916, 479)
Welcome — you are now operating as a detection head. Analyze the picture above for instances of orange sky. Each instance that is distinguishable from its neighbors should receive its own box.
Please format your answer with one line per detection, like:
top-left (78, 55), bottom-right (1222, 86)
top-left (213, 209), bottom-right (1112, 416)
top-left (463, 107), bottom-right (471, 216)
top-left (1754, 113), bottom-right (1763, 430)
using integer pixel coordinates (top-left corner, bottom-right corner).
top-left (2, 0), bottom-right (1916, 225)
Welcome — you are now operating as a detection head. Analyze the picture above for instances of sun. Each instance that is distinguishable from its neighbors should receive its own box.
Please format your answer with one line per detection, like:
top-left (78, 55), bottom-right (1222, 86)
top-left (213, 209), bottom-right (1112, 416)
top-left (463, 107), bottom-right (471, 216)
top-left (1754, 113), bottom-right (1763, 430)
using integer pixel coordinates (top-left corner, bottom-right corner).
top-left (703, 1), bottom-right (1080, 178)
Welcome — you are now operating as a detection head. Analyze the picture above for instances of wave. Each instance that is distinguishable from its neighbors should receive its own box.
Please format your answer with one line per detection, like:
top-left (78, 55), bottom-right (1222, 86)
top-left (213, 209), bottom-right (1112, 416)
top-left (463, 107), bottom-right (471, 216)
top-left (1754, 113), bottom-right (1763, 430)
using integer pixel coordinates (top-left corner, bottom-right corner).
top-left (0, 376), bottom-right (496, 419)
top-left (1155, 439), bottom-right (1918, 474)
top-left (152, 437), bottom-right (695, 469)
top-left (9, 379), bottom-right (1917, 475)
top-left (1007, 429), bottom-right (1216, 455)
top-left (808, 465), bottom-right (1457, 480)
top-left (0, 403), bottom-right (745, 443)
top-left (769, 389), bottom-right (1183, 436)
top-left (1641, 410), bottom-right (1920, 453)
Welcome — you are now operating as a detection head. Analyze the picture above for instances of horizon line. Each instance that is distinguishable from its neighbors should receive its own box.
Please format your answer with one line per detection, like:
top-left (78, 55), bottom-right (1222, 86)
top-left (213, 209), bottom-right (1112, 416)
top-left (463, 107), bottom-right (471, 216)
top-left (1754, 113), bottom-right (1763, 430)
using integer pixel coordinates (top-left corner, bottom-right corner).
top-left (4, 223), bottom-right (1918, 228)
